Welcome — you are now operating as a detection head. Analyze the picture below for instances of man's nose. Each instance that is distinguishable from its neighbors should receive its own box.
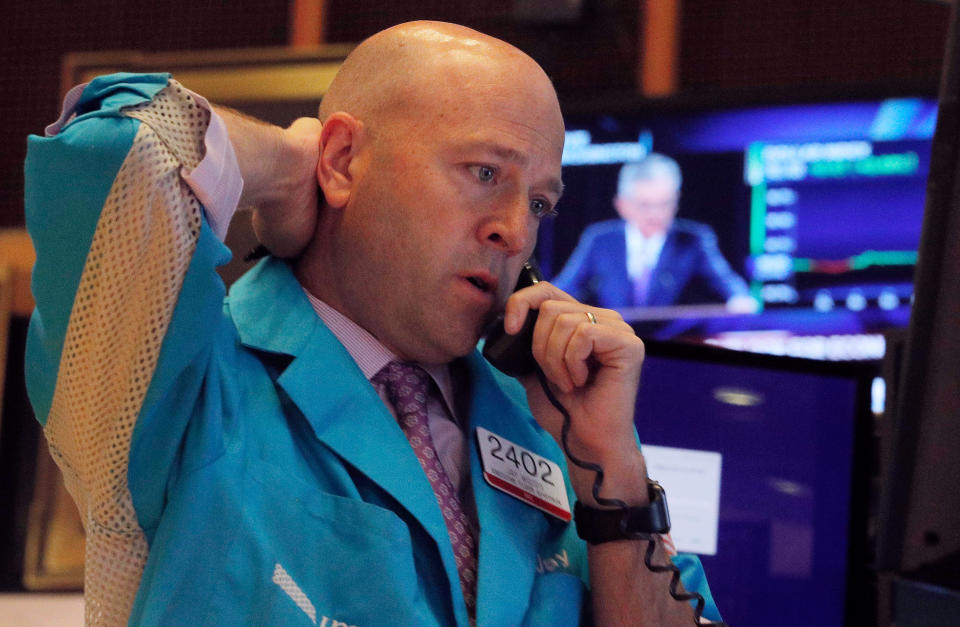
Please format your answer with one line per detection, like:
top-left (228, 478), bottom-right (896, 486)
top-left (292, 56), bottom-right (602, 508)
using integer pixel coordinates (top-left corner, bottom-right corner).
top-left (480, 195), bottom-right (534, 257)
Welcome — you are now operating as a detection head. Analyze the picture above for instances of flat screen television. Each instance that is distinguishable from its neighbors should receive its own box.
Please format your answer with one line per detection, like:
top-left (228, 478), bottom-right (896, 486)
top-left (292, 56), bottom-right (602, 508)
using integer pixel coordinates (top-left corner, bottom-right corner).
top-left (540, 92), bottom-right (938, 361)
top-left (634, 340), bottom-right (876, 627)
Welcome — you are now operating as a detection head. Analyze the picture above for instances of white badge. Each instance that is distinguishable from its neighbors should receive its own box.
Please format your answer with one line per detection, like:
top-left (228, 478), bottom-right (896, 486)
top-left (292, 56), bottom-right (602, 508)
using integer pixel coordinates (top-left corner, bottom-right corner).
top-left (476, 427), bottom-right (571, 522)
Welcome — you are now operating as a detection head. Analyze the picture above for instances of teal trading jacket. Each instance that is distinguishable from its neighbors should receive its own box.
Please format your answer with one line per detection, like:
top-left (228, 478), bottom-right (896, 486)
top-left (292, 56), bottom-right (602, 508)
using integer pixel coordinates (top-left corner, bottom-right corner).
top-left (23, 73), bottom-right (721, 626)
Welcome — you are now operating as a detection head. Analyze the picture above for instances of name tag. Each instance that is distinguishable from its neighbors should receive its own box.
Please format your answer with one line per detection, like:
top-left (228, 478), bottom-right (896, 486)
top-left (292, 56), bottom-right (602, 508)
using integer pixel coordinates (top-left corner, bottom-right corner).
top-left (476, 427), bottom-right (571, 522)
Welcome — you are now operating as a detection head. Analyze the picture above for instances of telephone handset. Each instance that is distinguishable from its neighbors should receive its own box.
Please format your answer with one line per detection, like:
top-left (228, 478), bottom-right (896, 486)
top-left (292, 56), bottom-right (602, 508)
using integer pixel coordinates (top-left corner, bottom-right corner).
top-left (480, 261), bottom-right (713, 625)
top-left (481, 261), bottom-right (541, 377)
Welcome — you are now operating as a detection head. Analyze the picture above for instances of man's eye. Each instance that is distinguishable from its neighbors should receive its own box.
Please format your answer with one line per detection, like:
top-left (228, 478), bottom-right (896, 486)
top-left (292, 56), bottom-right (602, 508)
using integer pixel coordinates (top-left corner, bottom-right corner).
top-left (471, 165), bottom-right (496, 182)
top-left (530, 198), bottom-right (558, 219)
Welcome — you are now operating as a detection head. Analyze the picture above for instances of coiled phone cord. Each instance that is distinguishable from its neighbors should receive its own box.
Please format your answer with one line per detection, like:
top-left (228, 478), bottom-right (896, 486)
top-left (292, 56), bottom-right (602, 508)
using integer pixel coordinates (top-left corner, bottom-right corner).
top-left (534, 366), bottom-right (709, 626)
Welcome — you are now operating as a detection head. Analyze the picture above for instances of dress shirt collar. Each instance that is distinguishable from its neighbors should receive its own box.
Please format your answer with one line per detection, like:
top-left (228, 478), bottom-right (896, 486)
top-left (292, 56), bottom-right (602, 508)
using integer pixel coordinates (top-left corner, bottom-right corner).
top-left (301, 288), bottom-right (457, 418)
top-left (624, 221), bottom-right (668, 280)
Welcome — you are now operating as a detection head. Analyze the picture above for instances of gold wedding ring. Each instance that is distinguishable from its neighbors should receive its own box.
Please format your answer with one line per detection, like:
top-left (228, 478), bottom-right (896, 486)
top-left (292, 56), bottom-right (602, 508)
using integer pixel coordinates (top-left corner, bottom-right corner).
top-left (585, 311), bottom-right (598, 325)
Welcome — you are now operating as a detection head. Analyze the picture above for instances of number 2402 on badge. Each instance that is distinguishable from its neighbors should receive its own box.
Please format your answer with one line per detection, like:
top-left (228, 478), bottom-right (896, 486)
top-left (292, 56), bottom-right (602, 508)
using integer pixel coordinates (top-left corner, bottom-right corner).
top-left (475, 427), bottom-right (571, 522)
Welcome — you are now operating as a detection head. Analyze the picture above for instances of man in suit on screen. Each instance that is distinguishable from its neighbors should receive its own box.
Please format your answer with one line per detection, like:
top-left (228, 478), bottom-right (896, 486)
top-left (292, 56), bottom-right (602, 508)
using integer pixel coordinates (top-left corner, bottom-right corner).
top-left (553, 153), bottom-right (757, 313)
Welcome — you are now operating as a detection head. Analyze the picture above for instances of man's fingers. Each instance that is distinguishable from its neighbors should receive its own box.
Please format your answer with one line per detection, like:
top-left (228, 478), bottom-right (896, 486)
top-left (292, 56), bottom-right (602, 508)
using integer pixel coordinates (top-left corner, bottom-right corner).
top-left (535, 311), bottom-right (580, 391)
top-left (287, 116), bottom-right (323, 138)
top-left (530, 301), bottom-right (636, 391)
top-left (504, 281), bottom-right (621, 333)
top-left (503, 281), bottom-right (575, 333)
top-left (564, 324), bottom-right (598, 387)
top-left (500, 279), bottom-right (641, 391)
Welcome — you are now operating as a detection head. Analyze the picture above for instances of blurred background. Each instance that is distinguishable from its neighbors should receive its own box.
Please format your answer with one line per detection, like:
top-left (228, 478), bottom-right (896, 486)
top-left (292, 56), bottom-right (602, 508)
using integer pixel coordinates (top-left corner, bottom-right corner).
top-left (0, 0), bottom-right (951, 230)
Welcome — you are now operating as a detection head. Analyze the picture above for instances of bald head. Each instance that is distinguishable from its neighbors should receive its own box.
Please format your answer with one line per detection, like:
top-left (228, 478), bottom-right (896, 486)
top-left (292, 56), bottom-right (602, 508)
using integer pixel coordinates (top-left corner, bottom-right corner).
top-left (319, 21), bottom-right (560, 139)
top-left (299, 21), bottom-right (566, 363)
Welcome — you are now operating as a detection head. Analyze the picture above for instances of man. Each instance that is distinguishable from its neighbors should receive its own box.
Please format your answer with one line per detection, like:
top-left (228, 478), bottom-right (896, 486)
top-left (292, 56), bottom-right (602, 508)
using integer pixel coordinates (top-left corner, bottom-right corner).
top-left (553, 154), bottom-right (757, 313)
top-left (25, 22), bottom-right (721, 625)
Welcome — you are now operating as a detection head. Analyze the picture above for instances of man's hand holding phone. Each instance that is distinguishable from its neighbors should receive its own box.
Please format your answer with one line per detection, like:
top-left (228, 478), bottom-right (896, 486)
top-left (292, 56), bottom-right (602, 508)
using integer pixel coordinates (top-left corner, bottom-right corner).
top-left (502, 282), bottom-right (651, 508)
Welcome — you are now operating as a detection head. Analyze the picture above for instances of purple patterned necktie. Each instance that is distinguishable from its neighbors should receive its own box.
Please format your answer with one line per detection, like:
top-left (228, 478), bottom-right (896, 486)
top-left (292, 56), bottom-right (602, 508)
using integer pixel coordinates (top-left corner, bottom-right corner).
top-left (374, 361), bottom-right (478, 620)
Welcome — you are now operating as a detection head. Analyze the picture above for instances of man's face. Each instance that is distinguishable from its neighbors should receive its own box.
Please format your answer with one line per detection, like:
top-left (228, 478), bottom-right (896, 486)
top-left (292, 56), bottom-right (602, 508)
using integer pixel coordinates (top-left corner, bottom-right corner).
top-left (614, 177), bottom-right (679, 238)
top-left (330, 60), bottom-right (565, 364)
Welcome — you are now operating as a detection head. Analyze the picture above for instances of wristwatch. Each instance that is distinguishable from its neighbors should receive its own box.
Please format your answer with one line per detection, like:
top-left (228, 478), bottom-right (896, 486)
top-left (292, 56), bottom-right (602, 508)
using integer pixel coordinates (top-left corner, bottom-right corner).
top-left (574, 480), bottom-right (671, 544)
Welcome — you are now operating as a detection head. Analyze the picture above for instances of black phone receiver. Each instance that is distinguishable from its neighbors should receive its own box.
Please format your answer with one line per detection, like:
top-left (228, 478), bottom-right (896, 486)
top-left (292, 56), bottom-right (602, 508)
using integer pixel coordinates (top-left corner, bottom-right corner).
top-left (482, 261), bottom-right (542, 377)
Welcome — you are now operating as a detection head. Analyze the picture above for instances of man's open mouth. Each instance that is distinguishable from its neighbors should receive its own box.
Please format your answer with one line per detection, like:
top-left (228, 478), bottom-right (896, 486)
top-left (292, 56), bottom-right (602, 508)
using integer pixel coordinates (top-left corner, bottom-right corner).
top-left (466, 276), bottom-right (492, 293)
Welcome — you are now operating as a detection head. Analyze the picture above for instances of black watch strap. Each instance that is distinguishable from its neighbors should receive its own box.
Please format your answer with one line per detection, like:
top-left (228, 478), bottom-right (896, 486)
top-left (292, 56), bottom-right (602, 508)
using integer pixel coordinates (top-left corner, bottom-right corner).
top-left (574, 480), bottom-right (671, 544)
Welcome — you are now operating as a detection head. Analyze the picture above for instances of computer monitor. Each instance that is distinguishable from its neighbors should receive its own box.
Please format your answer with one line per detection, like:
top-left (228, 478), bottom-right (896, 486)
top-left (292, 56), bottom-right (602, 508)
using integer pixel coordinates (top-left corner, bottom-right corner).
top-left (541, 93), bottom-right (938, 360)
top-left (634, 341), bottom-right (876, 627)
top-left (873, 5), bottom-right (960, 620)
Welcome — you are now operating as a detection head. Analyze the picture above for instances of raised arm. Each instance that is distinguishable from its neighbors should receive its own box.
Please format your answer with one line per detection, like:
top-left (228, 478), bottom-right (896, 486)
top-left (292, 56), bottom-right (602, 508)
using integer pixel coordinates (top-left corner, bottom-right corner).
top-left (25, 73), bottom-right (246, 623)
top-left (503, 281), bottom-right (722, 625)
top-left (24, 75), bottom-right (321, 624)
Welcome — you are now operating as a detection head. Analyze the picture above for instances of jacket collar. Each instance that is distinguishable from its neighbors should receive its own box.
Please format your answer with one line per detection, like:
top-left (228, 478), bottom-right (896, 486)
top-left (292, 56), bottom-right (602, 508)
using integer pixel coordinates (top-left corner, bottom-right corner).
top-left (228, 257), bottom-right (318, 357)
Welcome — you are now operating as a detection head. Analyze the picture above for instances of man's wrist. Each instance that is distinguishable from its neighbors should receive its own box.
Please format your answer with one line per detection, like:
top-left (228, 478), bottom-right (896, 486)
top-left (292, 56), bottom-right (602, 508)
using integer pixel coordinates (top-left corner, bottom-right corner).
top-left (567, 450), bottom-right (649, 508)
top-left (214, 105), bottom-right (287, 209)
top-left (574, 480), bottom-right (670, 544)
top-left (217, 111), bottom-right (321, 258)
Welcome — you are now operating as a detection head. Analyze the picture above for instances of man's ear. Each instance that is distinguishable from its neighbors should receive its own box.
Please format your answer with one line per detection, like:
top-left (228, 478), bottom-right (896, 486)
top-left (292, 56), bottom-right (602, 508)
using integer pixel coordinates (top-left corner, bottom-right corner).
top-left (317, 112), bottom-right (364, 209)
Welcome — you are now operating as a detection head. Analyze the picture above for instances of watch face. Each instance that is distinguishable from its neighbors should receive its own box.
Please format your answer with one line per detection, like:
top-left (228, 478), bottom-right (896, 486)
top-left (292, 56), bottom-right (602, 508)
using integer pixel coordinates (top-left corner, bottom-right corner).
top-left (622, 481), bottom-right (670, 535)
top-left (575, 481), bottom-right (672, 543)
top-left (647, 482), bottom-right (671, 534)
